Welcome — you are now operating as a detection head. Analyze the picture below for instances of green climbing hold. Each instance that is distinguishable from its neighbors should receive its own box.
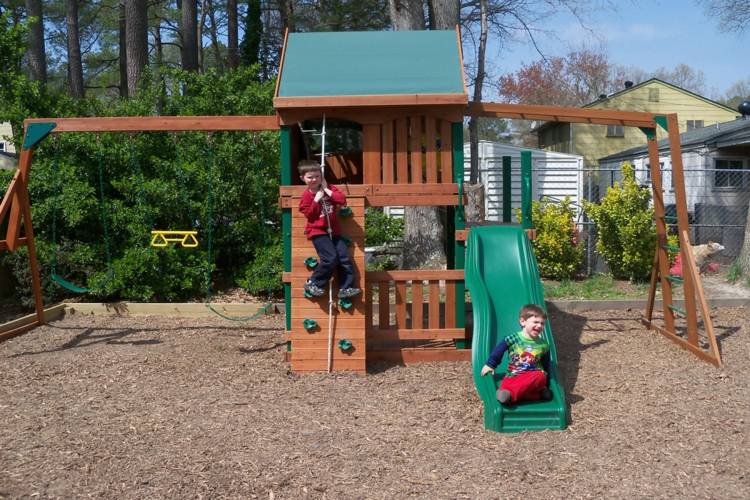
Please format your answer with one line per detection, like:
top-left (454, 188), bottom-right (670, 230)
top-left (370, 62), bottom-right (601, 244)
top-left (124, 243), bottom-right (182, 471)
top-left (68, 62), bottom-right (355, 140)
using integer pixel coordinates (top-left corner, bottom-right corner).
top-left (304, 256), bottom-right (318, 268)
top-left (338, 298), bottom-right (353, 310)
top-left (338, 339), bottom-right (353, 351)
top-left (339, 206), bottom-right (353, 217)
top-left (303, 318), bottom-right (319, 330)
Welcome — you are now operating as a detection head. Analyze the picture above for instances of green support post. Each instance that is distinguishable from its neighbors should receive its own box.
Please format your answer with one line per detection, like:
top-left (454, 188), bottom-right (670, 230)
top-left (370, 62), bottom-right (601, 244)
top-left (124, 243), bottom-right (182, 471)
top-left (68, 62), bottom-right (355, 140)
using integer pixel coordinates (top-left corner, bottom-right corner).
top-left (452, 122), bottom-right (467, 348)
top-left (281, 127), bottom-right (293, 339)
top-left (502, 155), bottom-right (511, 223)
top-left (520, 150), bottom-right (532, 230)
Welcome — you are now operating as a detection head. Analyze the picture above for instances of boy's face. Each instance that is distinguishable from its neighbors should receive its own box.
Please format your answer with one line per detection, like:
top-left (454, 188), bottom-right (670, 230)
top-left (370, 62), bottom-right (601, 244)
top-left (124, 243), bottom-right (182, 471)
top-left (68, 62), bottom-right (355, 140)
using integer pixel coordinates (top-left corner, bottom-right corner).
top-left (301, 170), bottom-right (322, 190)
top-left (520, 314), bottom-right (545, 339)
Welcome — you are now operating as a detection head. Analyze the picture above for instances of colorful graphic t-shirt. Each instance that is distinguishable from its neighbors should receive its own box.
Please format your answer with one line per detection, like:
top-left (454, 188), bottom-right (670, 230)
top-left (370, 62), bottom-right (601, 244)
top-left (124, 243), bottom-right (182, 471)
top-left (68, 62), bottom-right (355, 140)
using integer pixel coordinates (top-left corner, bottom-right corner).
top-left (485, 331), bottom-right (550, 377)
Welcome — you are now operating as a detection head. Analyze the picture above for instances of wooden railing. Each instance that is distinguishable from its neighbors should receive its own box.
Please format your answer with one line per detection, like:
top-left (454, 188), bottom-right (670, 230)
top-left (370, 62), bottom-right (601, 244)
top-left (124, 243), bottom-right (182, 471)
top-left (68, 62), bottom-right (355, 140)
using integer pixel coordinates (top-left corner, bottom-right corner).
top-left (365, 270), bottom-right (465, 341)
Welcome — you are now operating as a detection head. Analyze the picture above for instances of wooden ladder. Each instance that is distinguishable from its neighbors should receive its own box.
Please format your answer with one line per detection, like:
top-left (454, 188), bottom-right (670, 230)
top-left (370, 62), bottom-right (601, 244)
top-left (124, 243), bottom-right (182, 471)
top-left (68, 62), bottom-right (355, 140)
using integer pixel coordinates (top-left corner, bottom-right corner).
top-left (642, 114), bottom-right (721, 367)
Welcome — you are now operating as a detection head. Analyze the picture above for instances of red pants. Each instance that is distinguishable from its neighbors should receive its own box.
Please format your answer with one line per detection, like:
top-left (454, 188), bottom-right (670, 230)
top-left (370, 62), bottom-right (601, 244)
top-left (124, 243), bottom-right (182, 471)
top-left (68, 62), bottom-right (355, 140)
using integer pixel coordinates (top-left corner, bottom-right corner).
top-left (500, 371), bottom-right (547, 403)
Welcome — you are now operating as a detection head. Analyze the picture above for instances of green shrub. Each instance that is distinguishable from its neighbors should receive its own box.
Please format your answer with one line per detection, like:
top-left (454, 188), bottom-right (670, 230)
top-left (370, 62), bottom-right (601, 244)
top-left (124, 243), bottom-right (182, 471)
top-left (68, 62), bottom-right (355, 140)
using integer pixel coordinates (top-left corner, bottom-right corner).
top-left (365, 207), bottom-right (404, 247)
top-left (1, 66), bottom-right (281, 305)
top-left (236, 241), bottom-right (283, 298)
top-left (527, 197), bottom-right (584, 279)
top-left (583, 163), bottom-right (655, 281)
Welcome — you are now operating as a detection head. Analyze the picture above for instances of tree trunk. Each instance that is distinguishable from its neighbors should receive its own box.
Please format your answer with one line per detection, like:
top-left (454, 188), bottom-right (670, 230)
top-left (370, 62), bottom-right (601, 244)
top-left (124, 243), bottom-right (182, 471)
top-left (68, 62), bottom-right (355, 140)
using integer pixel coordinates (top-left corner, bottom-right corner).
top-left (429, 0), bottom-right (458, 30)
top-left (206, 0), bottom-right (223, 72)
top-left (154, 21), bottom-right (165, 113)
top-left (119, 1), bottom-right (128, 97)
top-left (65, 0), bottom-right (84, 98)
top-left (24, 0), bottom-right (47, 83)
top-left (227, 0), bottom-right (238, 69)
top-left (278, 0), bottom-right (295, 32)
top-left (388, 0), bottom-right (425, 30)
top-left (740, 198), bottom-right (750, 276)
top-left (125, 0), bottom-right (148, 96)
top-left (181, 0), bottom-right (199, 72)
top-left (468, 0), bottom-right (487, 184)
top-left (198, 0), bottom-right (208, 71)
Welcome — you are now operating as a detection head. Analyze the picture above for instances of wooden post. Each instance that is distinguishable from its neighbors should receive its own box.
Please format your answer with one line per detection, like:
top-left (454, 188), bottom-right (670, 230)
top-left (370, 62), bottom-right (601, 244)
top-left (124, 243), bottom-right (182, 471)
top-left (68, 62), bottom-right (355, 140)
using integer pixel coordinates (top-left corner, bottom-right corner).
top-left (646, 132), bottom-right (675, 332)
top-left (666, 114), bottom-right (699, 345)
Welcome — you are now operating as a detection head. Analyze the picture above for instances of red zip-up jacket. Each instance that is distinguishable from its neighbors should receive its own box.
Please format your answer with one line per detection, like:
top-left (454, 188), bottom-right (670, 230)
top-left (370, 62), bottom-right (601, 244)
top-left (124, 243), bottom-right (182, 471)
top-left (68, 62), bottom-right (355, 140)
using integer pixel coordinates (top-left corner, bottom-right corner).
top-left (298, 185), bottom-right (346, 238)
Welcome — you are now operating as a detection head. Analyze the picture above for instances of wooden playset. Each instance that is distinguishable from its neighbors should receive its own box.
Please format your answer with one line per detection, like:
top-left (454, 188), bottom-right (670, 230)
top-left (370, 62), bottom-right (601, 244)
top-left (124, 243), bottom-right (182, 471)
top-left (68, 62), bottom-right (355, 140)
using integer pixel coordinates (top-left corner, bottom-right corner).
top-left (1, 29), bottom-right (721, 374)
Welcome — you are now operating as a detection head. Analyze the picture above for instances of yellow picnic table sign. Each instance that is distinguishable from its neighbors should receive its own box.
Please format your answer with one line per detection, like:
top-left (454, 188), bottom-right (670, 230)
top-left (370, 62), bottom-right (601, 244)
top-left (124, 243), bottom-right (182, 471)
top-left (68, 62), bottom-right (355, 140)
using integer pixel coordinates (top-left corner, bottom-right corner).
top-left (150, 230), bottom-right (199, 248)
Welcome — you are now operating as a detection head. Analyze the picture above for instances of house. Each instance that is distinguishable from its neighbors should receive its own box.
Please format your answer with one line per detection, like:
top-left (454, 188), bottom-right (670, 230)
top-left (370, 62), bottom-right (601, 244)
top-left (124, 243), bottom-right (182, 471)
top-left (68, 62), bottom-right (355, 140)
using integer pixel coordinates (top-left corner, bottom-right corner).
top-left (598, 115), bottom-right (750, 256)
top-left (0, 122), bottom-right (17, 170)
top-left (536, 79), bottom-right (738, 169)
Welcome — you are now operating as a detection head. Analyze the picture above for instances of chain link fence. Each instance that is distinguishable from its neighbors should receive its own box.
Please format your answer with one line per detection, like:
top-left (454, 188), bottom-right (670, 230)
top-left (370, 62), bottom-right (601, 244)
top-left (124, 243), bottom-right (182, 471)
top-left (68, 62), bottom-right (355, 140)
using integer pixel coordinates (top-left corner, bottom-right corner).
top-left (473, 164), bottom-right (749, 276)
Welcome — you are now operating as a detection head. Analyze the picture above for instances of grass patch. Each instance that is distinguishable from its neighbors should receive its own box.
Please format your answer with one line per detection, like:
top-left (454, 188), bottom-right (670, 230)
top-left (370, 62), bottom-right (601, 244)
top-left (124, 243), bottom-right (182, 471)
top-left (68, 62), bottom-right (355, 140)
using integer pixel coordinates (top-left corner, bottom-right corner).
top-left (543, 273), bottom-right (650, 300)
top-left (726, 259), bottom-right (743, 283)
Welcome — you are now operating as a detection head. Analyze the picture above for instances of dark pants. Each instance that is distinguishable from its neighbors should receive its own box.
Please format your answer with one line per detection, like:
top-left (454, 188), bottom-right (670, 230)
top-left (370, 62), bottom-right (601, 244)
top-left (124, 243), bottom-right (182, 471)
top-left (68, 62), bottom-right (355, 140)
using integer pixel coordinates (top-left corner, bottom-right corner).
top-left (309, 234), bottom-right (354, 290)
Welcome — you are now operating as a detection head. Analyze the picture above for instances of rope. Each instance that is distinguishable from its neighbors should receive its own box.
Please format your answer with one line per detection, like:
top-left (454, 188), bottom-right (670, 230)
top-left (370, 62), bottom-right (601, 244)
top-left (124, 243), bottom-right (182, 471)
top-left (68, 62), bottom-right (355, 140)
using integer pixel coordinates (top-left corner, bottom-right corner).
top-left (316, 116), bottom-right (337, 374)
top-left (50, 136), bottom-right (113, 293)
top-left (202, 133), bottom-right (275, 322)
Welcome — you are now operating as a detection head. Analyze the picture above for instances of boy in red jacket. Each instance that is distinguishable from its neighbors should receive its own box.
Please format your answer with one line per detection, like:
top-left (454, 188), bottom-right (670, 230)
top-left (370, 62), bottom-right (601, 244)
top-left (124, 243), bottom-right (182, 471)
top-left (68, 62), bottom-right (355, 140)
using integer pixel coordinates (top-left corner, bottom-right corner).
top-left (298, 160), bottom-right (361, 299)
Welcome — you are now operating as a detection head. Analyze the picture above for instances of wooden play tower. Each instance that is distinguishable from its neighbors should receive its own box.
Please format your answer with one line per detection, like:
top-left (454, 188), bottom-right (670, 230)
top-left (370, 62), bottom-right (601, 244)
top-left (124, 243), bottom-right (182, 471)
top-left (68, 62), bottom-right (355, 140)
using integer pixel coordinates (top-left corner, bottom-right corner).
top-left (275, 30), bottom-right (471, 373)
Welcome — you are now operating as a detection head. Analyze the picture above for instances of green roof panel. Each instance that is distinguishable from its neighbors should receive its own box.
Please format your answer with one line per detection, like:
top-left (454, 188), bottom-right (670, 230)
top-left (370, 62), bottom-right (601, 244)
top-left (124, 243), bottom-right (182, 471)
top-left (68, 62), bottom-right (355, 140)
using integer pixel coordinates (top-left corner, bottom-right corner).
top-left (278, 30), bottom-right (465, 97)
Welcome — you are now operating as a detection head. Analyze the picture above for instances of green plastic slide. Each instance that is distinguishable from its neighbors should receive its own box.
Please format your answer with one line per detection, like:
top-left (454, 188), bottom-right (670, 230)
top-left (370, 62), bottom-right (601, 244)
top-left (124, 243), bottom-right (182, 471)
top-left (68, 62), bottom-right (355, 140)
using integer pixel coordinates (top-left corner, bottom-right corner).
top-left (465, 225), bottom-right (567, 432)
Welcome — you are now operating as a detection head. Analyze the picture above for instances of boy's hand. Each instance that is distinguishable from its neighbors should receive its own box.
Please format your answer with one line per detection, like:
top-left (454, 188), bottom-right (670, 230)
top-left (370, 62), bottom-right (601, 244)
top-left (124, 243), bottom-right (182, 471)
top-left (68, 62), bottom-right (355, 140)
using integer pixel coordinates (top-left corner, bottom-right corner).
top-left (313, 190), bottom-right (325, 202)
top-left (480, 365), bottom-right (494, 376)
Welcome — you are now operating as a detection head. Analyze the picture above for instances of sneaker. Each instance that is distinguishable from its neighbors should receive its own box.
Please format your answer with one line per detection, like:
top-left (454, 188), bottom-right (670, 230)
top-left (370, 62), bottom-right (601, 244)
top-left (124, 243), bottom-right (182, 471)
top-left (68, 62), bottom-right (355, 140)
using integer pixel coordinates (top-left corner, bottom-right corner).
top-left (304, 280), bottom-right (325, 297)
top-left (540, 388), bottom-right (553, 401)
top-left (338, 287), bottom-right (361, 299)
top-left (496, 389), bottom-right (512, 404)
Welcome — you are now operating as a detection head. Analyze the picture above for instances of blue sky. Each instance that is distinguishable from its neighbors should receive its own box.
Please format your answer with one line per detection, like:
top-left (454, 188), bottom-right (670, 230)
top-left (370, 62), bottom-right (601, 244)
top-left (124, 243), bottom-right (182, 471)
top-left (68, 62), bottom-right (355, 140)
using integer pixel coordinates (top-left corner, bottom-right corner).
top-left (487, 0), bottom-right (748, 99)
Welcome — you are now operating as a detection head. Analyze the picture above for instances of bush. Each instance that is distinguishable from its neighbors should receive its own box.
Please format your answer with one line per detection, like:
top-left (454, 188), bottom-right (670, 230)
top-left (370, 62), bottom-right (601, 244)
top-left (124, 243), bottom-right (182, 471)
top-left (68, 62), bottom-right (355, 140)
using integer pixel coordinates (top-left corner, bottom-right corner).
top-left (583, 163), bottom-right (655, 281)
top-left (236, 241), bottom-right (283, 298)
top-left (526, 197), bottom-right (584, 279)
top-left (365, 207), bottom-right (404, 247)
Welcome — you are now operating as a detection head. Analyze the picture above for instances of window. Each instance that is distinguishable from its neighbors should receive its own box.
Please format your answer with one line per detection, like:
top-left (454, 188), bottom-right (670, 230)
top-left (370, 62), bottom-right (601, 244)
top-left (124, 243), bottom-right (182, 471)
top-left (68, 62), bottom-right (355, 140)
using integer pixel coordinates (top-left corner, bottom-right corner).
top-left (648, 88), bottom-right (659, 102)
top-left (0, 142), bottom-right (5, 152)
top-left (687, 120), bottom-right (704, 131)
top-left (714, 158), bottom-right (746, 188)
top-left (606, 125), bottom-right (624, 137)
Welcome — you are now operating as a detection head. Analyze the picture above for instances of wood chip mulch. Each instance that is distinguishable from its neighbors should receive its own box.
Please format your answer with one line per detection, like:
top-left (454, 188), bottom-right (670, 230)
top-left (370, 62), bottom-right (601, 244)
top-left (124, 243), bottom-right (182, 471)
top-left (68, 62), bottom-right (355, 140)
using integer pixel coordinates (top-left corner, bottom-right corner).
top-left (1, 306), bottom-right (748, 499)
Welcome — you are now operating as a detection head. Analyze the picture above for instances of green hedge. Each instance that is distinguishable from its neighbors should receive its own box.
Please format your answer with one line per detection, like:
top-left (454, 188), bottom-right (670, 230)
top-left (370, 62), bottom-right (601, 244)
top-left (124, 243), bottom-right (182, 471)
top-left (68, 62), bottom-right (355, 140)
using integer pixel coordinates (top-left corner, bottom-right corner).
top-left (1, 67), bottom-right (283, 305)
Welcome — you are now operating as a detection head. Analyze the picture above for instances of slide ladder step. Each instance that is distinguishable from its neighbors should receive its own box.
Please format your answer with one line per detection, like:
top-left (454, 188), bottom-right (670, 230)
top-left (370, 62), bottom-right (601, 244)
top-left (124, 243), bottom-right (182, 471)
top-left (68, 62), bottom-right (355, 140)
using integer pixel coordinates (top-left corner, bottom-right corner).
top-left (668, 304), bottom-right (687, 317)
top-left (667, 275), bottom-right (684, 285)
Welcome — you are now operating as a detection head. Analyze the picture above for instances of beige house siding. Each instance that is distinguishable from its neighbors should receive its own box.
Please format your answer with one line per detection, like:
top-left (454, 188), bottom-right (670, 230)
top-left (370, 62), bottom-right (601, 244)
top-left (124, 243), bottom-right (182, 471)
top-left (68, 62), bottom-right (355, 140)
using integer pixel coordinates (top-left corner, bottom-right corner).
top-left (0, 122), bottom-right (16, 153)
top-left (537, 80), bottom-right (738, 168)
top-left (0, 122), bottom-right (17, 170)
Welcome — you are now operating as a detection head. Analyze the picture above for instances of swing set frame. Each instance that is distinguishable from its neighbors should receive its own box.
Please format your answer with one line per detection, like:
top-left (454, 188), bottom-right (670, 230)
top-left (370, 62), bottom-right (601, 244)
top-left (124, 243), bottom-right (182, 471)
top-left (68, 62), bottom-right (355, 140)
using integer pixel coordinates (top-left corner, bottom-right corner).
top-left (0, 115), bottom-right (279, 341)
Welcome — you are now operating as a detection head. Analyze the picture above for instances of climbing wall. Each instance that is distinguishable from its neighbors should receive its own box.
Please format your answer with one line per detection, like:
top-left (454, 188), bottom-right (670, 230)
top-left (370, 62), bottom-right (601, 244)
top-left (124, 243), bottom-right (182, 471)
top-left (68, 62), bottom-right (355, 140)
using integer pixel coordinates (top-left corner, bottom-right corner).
top-left (289, 195), bottom-right (366, 373)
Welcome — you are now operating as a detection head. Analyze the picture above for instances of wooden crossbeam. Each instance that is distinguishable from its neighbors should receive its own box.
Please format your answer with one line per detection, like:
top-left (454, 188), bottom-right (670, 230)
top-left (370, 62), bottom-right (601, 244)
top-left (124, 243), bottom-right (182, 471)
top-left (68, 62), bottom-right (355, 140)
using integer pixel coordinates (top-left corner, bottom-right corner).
top-left (466, 102), bottom-right (657, 128)
top-left (24, 115), bottom-right (280, 132)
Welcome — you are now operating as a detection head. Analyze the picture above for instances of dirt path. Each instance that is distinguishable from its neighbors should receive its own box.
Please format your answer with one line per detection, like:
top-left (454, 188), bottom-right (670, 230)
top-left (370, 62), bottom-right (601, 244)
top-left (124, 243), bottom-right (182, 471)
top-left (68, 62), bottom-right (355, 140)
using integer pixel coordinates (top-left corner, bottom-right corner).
top-left (1, 307), bottom-right (748, 499)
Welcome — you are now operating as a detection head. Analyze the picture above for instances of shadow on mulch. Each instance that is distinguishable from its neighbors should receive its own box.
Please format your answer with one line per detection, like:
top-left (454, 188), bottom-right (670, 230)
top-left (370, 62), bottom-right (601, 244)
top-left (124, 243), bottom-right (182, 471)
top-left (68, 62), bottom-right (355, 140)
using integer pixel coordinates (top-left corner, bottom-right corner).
top-left (8, 319), bottom-right (282, 358)
top-left (548, 303), bottom-right (604, 419)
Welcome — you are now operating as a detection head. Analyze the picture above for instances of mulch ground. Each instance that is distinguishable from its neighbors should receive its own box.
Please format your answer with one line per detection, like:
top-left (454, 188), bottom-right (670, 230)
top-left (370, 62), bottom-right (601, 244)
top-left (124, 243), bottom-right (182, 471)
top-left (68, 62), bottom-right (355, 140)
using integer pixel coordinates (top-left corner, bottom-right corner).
top-left (1, 306), bottom-right (748, 499)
